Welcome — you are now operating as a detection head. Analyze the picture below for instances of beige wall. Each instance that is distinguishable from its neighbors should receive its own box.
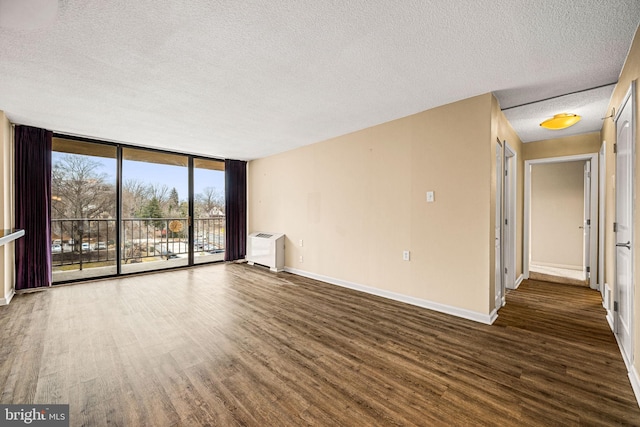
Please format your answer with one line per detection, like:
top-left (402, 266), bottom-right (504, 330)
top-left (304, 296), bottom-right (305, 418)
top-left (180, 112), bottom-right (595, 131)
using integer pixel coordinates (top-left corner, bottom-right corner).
top-left (0, 111), bottom-right (15, 304)
top-left (249, 94), bottom-right (496, 318)
top-left (530, 161), bottom-right (585, 270)
top-left (523, 132), bottom-right (601, 161)
top-left (601, 27), bottom-right (640, 376)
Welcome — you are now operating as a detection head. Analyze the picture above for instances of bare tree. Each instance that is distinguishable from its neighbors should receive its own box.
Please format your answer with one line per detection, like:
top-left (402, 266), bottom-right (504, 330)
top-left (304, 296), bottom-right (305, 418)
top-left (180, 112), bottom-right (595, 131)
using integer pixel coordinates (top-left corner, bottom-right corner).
top-left (122, 179), bottom-right (150, 218)
top-left (148, 184), bottom-right (170, 205)
top-left (52, 155), bottom-right (115, 250)
top-left (196, 187), bottom-right (224, 217)
top-left (52, 155), bottom-right (115, 219)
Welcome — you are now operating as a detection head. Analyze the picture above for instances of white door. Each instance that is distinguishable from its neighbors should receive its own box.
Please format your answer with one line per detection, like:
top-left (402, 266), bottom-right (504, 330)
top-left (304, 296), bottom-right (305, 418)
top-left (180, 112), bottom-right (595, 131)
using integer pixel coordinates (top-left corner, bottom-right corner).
top-left (583, 161), bottom-right (591, 281)
top-left (615, 83), bottom-right (635, 366)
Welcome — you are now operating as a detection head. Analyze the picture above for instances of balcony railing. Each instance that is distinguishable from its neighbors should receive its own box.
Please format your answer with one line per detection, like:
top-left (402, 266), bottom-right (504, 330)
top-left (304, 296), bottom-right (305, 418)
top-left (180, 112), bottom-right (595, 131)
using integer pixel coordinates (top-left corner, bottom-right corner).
top-left (51, 216), bottom-right (225, 271)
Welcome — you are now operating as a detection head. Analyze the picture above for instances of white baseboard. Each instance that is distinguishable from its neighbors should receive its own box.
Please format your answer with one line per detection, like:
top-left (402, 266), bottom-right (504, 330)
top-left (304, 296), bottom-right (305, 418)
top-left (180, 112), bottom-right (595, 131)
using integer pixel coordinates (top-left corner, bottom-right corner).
top-left (611, 320), bottom-right (640, 408)
top-left (507, 274), bottom-right (524, 290)
top-left (606, 312), bottom-right (615, 332)
top-left (530, 261), bottom-right (583, 271)
top-left (514, 274), bottom-right (524, 289)
top-left (630, 365), bottom-right (640, 408)
top-left (603, 284), bottom-right (615, 333)
top-left (284, 267), bottom-right (497, 325)
top-left (487, 308), bottom-right (498, 324)
top-left (0, 288), bottom-right (15, 306)
top-left (603, 283), bottom-right (612, 310)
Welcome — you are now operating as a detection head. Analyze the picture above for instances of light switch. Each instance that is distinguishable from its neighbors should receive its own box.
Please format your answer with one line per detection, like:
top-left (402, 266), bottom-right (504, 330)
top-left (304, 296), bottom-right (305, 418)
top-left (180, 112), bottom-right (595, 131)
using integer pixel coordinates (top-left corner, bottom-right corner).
top-left (426, 191), bottom-right (435, 202)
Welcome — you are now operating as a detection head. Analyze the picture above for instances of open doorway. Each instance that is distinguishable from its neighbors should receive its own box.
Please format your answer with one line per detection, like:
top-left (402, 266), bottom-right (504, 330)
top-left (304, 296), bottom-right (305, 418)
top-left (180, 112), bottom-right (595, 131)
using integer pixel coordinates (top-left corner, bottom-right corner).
top-left (524, 154), bottom-right (599, 289)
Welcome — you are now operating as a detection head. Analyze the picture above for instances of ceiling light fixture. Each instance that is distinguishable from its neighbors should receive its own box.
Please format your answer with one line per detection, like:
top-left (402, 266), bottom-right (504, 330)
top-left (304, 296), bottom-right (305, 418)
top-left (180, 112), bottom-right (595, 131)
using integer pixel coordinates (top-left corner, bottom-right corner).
top-left (539, 113), bottom-right (582, 130)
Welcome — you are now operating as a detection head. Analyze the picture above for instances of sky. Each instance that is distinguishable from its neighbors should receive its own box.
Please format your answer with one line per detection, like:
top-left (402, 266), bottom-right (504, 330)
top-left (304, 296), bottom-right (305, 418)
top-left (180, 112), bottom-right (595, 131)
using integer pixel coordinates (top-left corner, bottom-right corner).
top-left (52, 152), bottom-right (225, 202)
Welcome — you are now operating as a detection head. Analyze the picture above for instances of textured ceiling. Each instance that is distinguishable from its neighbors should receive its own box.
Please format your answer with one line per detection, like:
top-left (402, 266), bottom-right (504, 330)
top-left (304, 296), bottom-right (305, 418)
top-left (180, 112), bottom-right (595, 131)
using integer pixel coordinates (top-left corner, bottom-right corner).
top-left (0, 1), bottom-right (639, 160)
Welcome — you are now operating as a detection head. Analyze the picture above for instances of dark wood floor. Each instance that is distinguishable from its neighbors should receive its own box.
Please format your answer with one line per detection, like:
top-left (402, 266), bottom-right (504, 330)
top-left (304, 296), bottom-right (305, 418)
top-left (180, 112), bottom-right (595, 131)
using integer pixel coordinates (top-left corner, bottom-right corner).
top-left (1, 264), bottom-right (638, 426)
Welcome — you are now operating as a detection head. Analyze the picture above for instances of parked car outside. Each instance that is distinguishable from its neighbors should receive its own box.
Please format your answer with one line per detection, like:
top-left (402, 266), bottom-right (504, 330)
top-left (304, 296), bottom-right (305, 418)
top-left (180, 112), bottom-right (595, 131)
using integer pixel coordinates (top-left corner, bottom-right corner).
top-left (93, 242), bottom-right (107, 250)
top-left (51, 244), bottom-right (62, 253)
top-left (81, 242), bottom-right (91, 251)
top-left (204, 244), bottom-right (224, 254)
top-left (161, 250), bottom-right (178, 260)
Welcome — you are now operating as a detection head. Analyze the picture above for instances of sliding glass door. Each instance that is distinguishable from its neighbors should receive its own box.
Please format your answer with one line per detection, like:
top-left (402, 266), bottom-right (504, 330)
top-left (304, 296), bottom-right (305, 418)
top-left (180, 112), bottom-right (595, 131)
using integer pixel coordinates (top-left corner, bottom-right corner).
top-left (51, 138), bottom-right (117, 281)
top-left (194, 158), bottom-right (225, 264)
top-left (51, 137), bottom-right (225, 283)
top-left (121, 148), bottom-right (189, 274)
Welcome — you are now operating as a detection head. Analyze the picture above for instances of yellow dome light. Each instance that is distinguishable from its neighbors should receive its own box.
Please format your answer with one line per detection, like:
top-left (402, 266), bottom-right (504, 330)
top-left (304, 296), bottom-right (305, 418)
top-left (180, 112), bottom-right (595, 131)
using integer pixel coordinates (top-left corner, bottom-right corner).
top-left (540, 113), bottom-right (582, 130)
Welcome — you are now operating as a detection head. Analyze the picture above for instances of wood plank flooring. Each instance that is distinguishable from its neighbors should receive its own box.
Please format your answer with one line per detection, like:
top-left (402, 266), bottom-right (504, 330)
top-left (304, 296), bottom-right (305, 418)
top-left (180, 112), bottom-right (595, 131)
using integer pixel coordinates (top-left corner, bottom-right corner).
top-left (1, 263), bottom-right (639, 426)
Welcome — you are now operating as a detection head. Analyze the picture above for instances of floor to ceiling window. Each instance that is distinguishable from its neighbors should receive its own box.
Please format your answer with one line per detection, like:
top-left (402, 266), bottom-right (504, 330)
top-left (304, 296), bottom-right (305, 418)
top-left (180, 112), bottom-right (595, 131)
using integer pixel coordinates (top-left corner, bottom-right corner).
top-left (51, 136), bottom-right (225, 283)
top-left (121, 148), bottom-right (189, 274)
top-left (51, 138), bottom-right (117, 281)
top-left (193, 158), bottom-right (226, 265)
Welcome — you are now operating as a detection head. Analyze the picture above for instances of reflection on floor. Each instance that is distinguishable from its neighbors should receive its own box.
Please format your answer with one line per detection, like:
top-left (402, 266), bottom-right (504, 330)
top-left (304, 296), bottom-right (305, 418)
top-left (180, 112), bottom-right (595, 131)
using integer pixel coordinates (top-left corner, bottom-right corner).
top-left (529, 264), bottom-right (588, 286)
top-left (52, 252), bottom-right (224, 282)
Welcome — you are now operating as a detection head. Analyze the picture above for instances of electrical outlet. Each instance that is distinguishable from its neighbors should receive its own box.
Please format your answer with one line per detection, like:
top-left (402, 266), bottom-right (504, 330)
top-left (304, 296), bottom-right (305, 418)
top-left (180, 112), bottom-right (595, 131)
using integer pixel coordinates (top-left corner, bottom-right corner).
top-left (299, 239), bottom-right (304, 247)
top-left (403, 250), bottom-right (410, 261)
top-left (299, 255), bottom-right (304, 263)
top-left (426, 191), bottom-right (435, 202)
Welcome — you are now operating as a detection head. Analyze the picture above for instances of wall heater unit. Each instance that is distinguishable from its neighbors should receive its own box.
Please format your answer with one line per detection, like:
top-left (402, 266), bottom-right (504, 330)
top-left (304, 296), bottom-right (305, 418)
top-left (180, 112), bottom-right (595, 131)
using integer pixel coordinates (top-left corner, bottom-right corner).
top-left (247, 232), bottom-right (285, 272)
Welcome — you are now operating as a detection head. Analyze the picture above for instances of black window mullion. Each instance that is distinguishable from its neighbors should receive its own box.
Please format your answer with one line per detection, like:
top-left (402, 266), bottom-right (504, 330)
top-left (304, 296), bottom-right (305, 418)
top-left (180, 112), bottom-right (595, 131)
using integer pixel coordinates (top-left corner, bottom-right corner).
top-left (116, 145), bottom-right (122, 275)
top-left (188, 156), bottom-right (194, 266)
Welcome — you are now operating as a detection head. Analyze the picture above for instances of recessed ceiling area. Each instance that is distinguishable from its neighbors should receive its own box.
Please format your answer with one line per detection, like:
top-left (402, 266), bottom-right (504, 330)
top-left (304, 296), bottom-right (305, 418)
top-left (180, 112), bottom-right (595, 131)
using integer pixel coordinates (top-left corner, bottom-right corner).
top-left (501, 84), bottom-right (616, 143)
top-left (0, 1), bottom-right (639, 160)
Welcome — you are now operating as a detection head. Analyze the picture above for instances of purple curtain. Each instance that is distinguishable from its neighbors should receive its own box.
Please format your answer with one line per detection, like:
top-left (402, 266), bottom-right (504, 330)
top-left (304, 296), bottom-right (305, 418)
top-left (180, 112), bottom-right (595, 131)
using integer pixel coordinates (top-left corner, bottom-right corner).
top-left (15, 125), bottom-right (52, 290)
top-left (224, 159), bottom-right (247, 261)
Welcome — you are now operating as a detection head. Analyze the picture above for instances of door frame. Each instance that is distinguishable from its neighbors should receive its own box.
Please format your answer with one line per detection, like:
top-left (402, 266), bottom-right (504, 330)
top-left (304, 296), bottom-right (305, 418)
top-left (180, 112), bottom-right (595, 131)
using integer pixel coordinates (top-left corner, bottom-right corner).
top-left (504, 143), bottom-right (517, 290)
top-left (495, 140), bottom-right (517, 311)
top-left (524, 153), bottom-right (599, 288)
top-left (599, 142), bottom-right (606, 295)
top-left (584, 160), bottom-right (592, 282)
top-left (495, 139), bottom-right (504, 310)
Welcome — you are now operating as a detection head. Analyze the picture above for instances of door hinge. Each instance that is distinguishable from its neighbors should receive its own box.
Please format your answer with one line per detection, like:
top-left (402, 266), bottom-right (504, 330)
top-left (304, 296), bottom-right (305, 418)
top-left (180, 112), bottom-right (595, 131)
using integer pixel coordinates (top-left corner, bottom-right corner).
top-left (505, 218), bottom-right (508, 225)
top-left (505, 169), bottom-right (508, 176)
top-left (614, 301), bottom-right (619, 312)
top-left (586, 266), bottom-right (590, 273)
top-left (614, 143), bottom-right (617, 154)
top-left (505, 267), bottom-right (508, 274)
top-left (614, 222), bottom-right (618, 232)
top-left (586, 219), bottom-right (591, 226)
